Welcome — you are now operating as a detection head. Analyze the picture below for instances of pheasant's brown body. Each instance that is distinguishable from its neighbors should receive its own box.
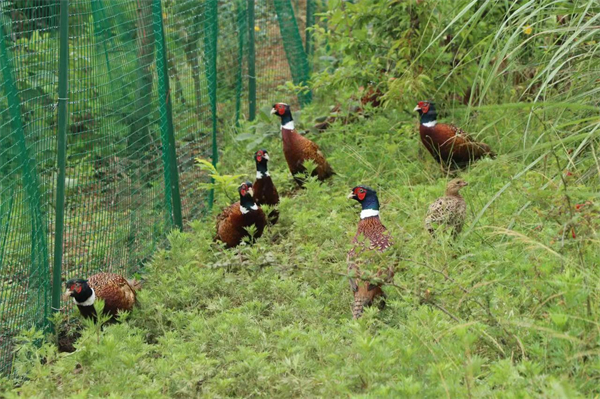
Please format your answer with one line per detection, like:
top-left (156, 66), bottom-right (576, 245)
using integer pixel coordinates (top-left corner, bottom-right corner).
top-left (216, 202), bottom-right (267, 248)
top-left (83, 273), bottom-right (138, 320)
top-left (347, 216), bottom-right (394, 319)
top-left (253, 176), bottom-right (279, 224)
top-left (419, 123), bottom-right (494, 166)
top-left (425, 180), bottom-right (467, 236)
top-left (282, 127), bottom-right (334, 185)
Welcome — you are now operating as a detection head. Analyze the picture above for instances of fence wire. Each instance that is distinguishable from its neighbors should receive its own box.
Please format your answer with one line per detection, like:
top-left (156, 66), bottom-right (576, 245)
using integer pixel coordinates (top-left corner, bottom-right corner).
top-left (0, 0), bottom-right (315, 375)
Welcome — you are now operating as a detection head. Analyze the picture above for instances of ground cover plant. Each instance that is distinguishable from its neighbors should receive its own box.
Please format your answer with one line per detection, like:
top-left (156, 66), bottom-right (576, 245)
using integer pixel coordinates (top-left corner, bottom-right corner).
top-left (2, 0), bottom-right (600, 397)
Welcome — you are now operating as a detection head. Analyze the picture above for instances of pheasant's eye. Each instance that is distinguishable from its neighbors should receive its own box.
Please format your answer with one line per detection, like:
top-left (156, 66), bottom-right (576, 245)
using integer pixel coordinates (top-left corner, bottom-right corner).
top-left (75, 286), bottom-right (82, 294)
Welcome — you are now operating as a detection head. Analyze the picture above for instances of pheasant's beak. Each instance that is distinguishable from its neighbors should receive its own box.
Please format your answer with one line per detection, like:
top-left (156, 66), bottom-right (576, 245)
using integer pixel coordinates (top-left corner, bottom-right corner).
top-left (347, 192), bottom-right (356, 199)
top-left (270, 108), bottom-right (277, 115)
top-left (462, 182), bottom-right (469, 187)
top-left (248, 187), bottom-right (254, 197)
top-left (413, 105), bottom-right (421, 112)
top-left (263, 153), bottom-right (270, 161)
top-left (62, 289), bottom-right (73, 301)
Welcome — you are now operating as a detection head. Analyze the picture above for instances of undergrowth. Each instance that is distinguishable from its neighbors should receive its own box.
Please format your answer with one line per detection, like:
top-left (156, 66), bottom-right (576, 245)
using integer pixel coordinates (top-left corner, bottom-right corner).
top-left (3, 0), bottom-right (600, 397)
top-left (2, 101), bottom-right (599, 398)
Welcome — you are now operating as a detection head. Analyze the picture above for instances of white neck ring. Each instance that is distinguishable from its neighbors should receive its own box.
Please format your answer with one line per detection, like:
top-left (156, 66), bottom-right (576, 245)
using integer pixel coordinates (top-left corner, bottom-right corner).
top-left (74, 288), bottom-right (95, 306)
top-left (282, 121), bottom-right (295, 130)
top-left (240, 204), bottom-right (259, 214)
top-left (360, 209), bottom-right (380, 219)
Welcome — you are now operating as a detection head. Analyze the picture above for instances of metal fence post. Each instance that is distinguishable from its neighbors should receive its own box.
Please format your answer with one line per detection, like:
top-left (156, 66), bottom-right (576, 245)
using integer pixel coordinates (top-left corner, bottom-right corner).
top-left (274, 0), bottom-right (312, 106)
top-left (247, 0), bottom-right (256, 121)
top-left (52, 0), bottom-right (69, 314)
top-left (153, 0), bottom-right (183, 230)
top-left (235, 0), bottom-right (247, 126)
top-left (205, 0), bottom-right (219, 208)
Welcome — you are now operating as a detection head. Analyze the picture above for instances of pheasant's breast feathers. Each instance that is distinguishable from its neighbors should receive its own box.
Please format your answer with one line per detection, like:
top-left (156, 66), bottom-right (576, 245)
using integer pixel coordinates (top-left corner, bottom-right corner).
top-left (355, 217), bottom-right (393, 252)
top-left (253, 176), bottom-right (279, 207)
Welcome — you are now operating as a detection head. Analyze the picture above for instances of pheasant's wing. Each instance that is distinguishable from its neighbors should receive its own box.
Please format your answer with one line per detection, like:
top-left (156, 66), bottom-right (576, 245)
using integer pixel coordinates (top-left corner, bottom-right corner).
top-left (215, 203), bottom-right (236, 238)
top-left (448, 124), bottom-right (475, 141)
top-left (447, 124), bottom-right (495, 158)
top-left (425, 197), bottom-right (452, 229)
top-left (88, 273), bottom-right (135, 314)
top-left (301, 138), bottom-right (334, 179)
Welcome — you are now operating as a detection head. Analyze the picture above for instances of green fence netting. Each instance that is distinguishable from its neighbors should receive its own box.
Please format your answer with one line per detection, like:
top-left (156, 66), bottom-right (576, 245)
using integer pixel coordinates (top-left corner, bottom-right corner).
top-left (0, 0), bottom-right (315, 375)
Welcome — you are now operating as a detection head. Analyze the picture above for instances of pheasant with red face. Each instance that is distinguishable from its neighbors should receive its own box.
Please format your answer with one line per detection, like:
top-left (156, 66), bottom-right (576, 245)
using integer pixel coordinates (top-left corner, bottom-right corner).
top-left (271, 103), bottom-right (334, 186)
top-left (216, 181), bottom-right (267, 248)
top-left (414, 101), bottom-right (495, 167)
top-left (347, 185), bottom-right (394, 319)
top-left (63, 273), bottom-right (140, 322)
top-left (252, 149), bottom-right (279, 224)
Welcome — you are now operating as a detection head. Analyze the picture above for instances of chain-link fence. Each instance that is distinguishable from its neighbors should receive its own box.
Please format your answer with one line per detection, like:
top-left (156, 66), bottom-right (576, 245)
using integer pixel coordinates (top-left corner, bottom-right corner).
top-left (0, 0), bottom-right (316, 374)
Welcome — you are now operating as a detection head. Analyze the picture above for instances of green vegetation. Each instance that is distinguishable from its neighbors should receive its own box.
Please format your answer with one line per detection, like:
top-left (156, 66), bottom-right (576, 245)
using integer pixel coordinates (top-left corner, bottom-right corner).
top-left (3, 0), bottom-right (600, 397)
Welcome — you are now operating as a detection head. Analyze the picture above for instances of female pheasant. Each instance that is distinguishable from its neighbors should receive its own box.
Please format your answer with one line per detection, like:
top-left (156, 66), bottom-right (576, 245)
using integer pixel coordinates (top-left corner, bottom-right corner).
top-left (347, 185), bottom-right (394, 319)
top-left (63, 273), bottom-right (140, 322)
top-left (414, 101), bottom-right (495, 167)
top-left (271, 102), bottom-right (334, 186)
top-left (425, 178), bottom-right (468, 236)
top-left (252, 149), bottom-right (279, 224)
top-left (216, 181), bottom-right (267, 248)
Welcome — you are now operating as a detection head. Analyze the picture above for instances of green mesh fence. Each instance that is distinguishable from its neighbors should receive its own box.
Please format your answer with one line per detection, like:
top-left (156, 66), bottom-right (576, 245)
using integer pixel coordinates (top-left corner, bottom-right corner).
top-left (0, 0), bottom-right (315, 375)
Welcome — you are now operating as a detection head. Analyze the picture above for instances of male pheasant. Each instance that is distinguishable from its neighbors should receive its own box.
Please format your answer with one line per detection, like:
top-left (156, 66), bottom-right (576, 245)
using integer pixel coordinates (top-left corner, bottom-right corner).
top-left (271, 103), bottom-right (334, 186)
top-left (252, 149), bottom-right (279, 224)
top-left (63, 273), bottom-right (140, 322)
top-left (347, 185), bottom-right (394, 319)
top-left (216, 181), bottom-right (267, 248)
top-left (414, 101), bottom-right (495, 167)
top-left (425, 178), bottom-right (468, 237)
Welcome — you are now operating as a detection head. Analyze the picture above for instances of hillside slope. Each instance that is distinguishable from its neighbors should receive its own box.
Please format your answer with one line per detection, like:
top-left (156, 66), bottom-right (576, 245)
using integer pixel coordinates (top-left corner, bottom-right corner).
top-left (3, 107), bottom-right (599, 398)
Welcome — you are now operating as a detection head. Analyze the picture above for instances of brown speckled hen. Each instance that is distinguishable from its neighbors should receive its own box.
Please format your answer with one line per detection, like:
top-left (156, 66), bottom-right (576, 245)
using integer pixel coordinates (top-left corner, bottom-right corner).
top-left (425, 178), bottom-right (468, 237)
top-left (414, 101), bottom-right (495, 167)
top-left (271, 103), bottom-right (334, 186)
top-left (347, 185), bottom-right (394, 319)
top-left (63, 273), bottom-right (140, 322)
top-left (216, 181), bottom-right (267, 248)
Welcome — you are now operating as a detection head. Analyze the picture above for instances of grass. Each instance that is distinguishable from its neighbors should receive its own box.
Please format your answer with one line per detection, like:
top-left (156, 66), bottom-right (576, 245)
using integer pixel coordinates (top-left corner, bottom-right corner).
top-left (2, 100), bottom-right (599, 398)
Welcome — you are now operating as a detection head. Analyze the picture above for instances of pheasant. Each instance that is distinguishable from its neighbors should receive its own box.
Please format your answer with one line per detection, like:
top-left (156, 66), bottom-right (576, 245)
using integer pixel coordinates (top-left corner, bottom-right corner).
top-left (252, 149), bottom-right (279, 224)
top-left (425, 178), bottom-right (468, 236)
top-left (347, 185), bottom-right (394, 319)
top-left (63, 273), bottom-right (140, 322)
top-left (414, 101), bottom-right (495, 167)
top-left (271, 103), bottom-right (334, 186)
top-left (216, 181), bottom-right (267, 248)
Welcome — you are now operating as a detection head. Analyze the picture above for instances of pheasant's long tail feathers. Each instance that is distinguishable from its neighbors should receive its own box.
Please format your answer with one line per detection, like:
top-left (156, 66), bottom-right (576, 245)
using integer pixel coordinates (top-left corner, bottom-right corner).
top-left (352, 295), bottom-right (366, 319)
